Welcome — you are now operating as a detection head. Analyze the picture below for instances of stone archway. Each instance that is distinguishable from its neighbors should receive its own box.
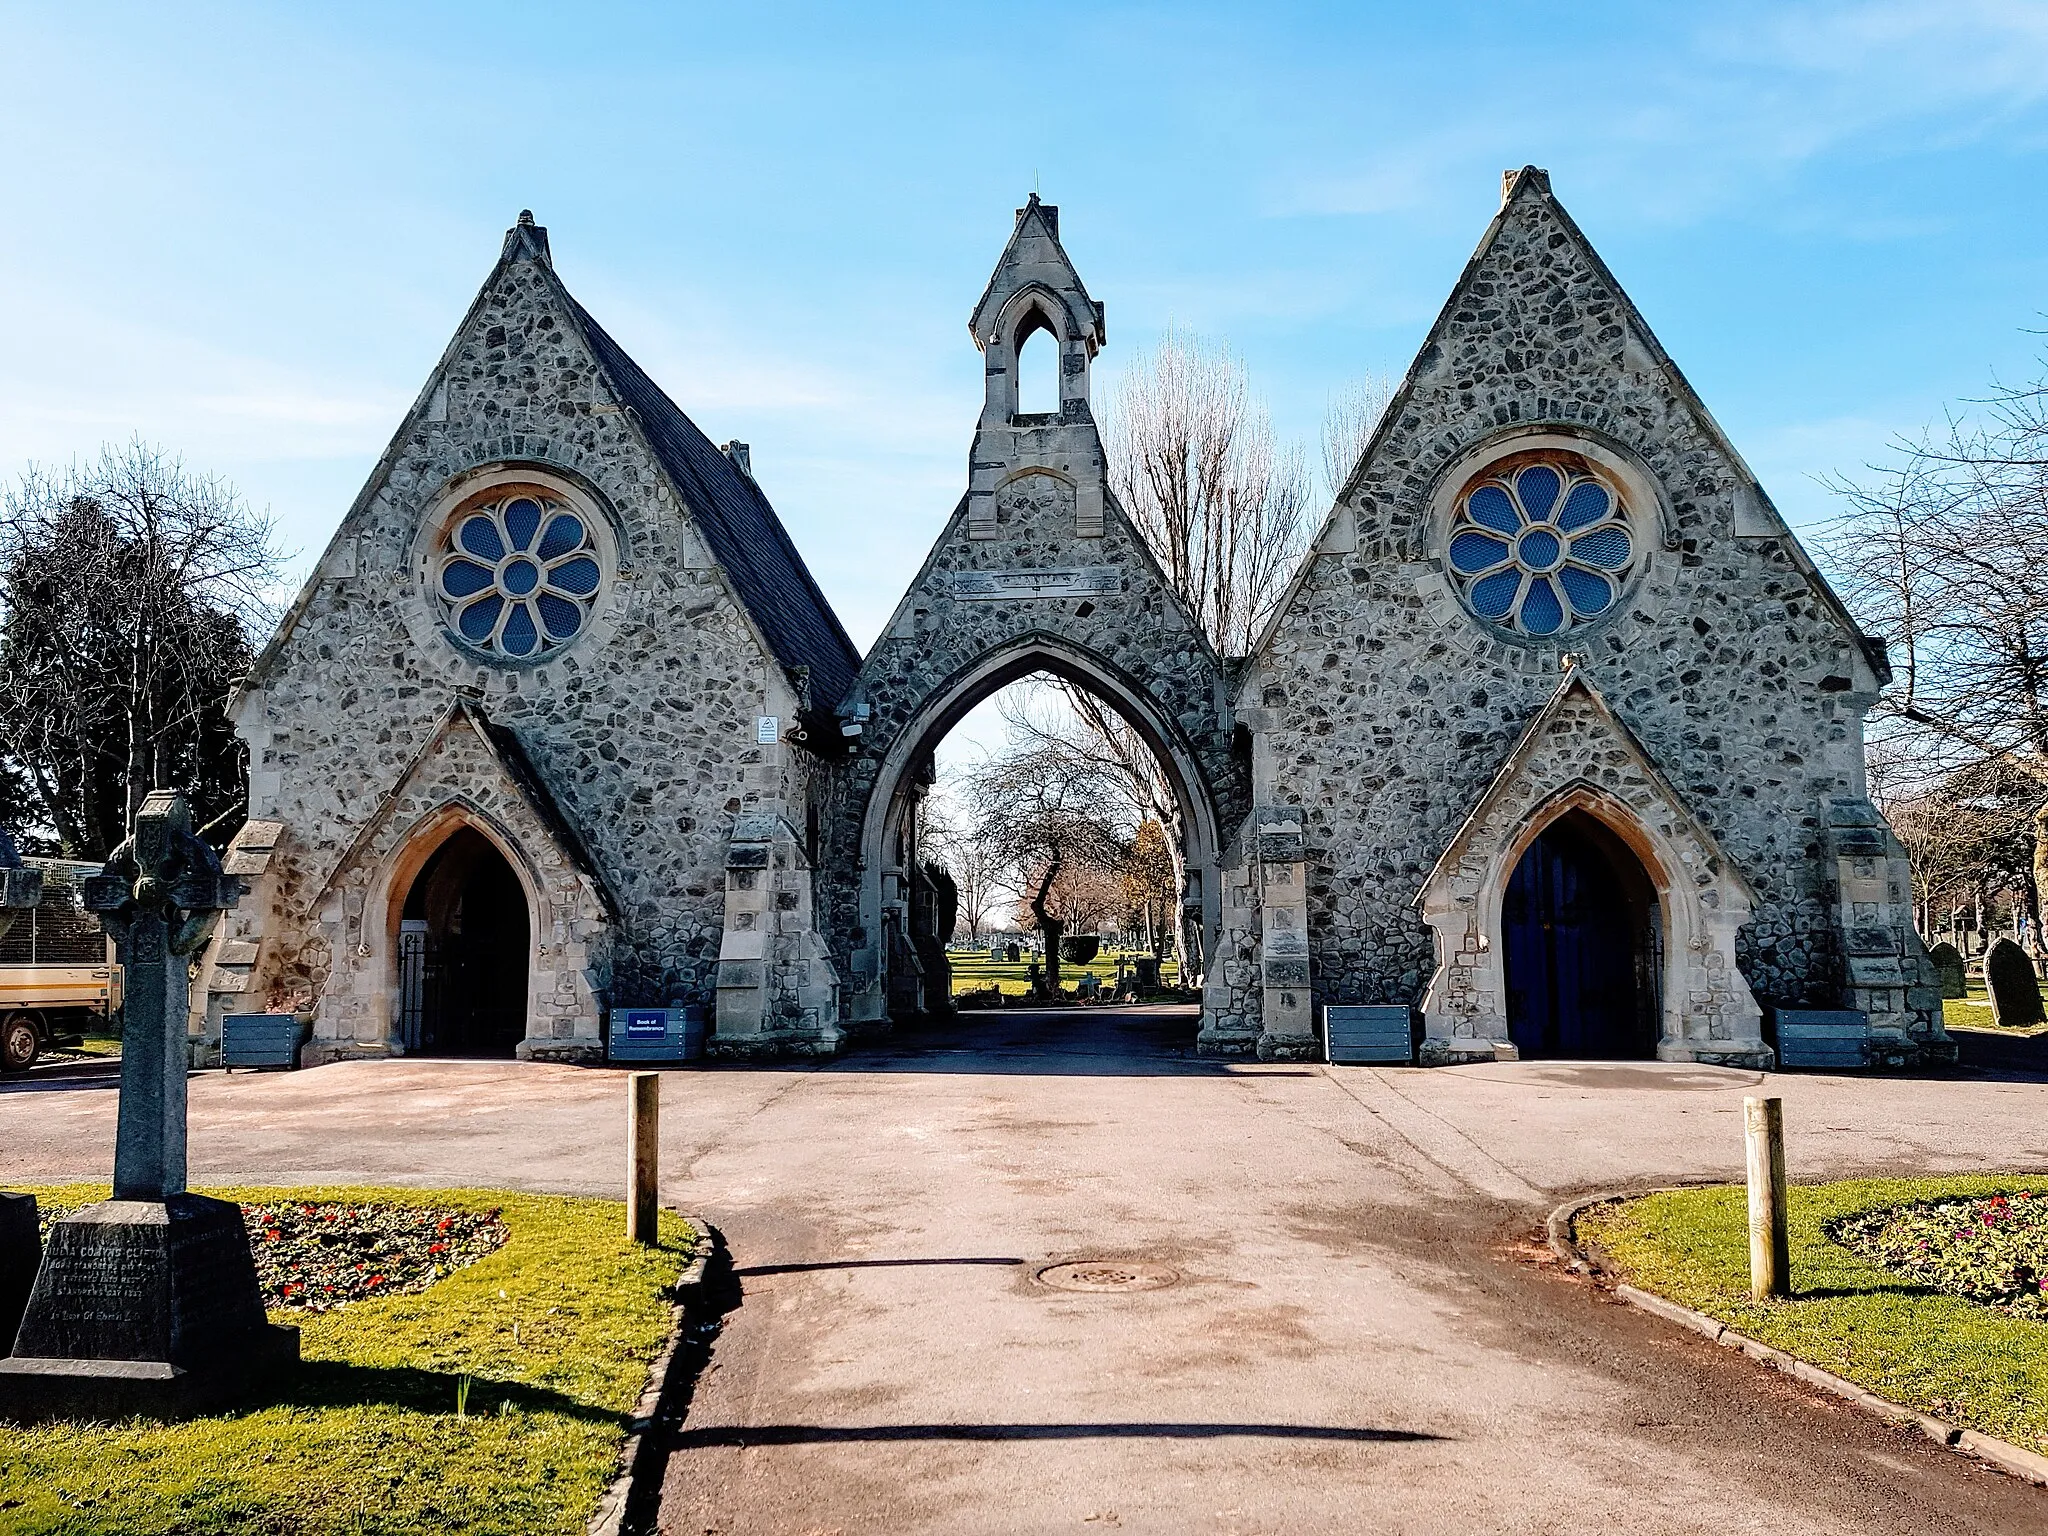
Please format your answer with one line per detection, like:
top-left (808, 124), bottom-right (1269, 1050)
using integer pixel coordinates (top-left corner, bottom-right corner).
top-left (808, 195), bottom-right (1248, 1053)
top-left (842, 632), bottom-right (1229, 1032)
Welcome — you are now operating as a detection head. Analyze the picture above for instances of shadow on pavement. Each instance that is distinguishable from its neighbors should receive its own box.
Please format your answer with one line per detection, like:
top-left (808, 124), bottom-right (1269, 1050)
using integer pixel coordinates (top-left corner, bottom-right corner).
top-left (821, 1006), bottom-right (1315, 1077)
top-left (0, 1058), bottom-right (122, 1094)
top-left (1949, 1027), bottom-right (2048, 1081)
top-left (737, 1257), bottom-right (1027, 1277)
top-left (672, 1421), bottom-right (1447, 1446)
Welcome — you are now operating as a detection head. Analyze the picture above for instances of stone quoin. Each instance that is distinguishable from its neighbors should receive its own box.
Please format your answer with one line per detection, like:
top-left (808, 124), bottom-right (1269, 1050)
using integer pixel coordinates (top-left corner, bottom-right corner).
top-left (202, 171), bottom-right (1953, 1071)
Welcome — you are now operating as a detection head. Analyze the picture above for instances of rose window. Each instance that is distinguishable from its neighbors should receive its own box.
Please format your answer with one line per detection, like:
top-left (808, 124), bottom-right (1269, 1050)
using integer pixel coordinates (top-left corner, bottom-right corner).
top-left (1445, 460), bottom-right (1635, 636)
top-left (435, 492), bottom-right (601, 658)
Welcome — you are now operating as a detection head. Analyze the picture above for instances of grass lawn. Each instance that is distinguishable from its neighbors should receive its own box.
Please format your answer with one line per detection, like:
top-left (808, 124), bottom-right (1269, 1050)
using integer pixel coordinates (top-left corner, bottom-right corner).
top-left (1580, 1176), bottom-right (2048, 1455)
top-left (0, 1183), bottom-right (692, 1536)
top-left (946, 947), bottom-right (1180, 1000)
top-left (1943, 977), bottom-right (2048, 1036)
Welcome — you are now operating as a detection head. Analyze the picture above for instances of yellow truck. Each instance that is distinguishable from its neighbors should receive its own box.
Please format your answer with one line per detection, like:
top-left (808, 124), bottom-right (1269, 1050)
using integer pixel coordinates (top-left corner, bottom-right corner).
top-left (0, 859), bottom-right (119, 1073)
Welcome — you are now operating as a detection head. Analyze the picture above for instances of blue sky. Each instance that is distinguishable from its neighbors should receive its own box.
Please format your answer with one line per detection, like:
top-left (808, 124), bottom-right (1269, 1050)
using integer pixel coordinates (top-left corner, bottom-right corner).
top-left (4, 1), bottom-right (2047, 650)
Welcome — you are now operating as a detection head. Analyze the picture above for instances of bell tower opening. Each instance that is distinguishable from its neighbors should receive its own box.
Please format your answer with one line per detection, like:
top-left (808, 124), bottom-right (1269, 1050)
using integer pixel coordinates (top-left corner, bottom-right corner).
top-left (396, 826), bottom-right (530, 1058)
top-left (1014, 308), bottom-right (1061, 419)
top-left (1501, 809), bottom-right (1660, 1059)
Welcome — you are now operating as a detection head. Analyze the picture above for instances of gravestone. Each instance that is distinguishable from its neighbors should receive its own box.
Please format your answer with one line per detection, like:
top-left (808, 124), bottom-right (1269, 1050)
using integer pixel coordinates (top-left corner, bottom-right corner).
top-left (1927, 941), bottom-right (1968, 1000)
top-left (0, 791), bottom-right (298, 1422)
top-left (1133, 956), bottom-right (1161, 991)
top-left (0, 1192), bottom-right (37, 1356)
top-left (1005, 942), bottom-right (1021, 963)
top-left (1986, 937), bottom-right (2046, 1029)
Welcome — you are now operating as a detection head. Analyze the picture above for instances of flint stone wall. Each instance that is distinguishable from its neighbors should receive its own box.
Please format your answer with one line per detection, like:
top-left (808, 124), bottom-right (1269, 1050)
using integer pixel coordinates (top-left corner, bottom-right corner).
top-left (1245, 186), bottom-right (1922, 1043)
top-left (823, 466), bottom-right (1247, 1005)
top-left (239, 254), bottom-right (808, 1045)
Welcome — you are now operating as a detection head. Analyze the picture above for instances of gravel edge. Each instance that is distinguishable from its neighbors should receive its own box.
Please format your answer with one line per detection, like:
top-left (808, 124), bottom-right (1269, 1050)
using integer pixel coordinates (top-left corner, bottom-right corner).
top-left (586, 1214), bottom-right (717, 1536)
top-left (1547, 1191), bottom-right (2048, 1490)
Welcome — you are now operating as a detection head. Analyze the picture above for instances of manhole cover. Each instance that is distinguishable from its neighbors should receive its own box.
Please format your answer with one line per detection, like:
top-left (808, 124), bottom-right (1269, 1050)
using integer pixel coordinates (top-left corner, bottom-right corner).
top-left (1036, 1260), bottom-right (1178, 1293)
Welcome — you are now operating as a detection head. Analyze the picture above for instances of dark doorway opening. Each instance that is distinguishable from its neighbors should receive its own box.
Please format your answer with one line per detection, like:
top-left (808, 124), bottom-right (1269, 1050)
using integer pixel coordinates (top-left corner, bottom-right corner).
top-left (1502, 810), bottom-right (1661, 1060)
top-left (396, 827), bottom-right (530, 1058)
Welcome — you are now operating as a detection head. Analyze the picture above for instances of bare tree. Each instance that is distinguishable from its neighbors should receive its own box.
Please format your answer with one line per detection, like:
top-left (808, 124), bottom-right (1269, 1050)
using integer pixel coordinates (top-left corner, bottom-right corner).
top-left (1820, 365), bottom-right (2048, 927)
top-left (999, 680), bottom-right (1192, 965)
top-left (0, 441), bottom-right (284, 855)
top-left (1320, 374), bottom-right (1395, 501)
top-left (964, 742), bottom-right (1126, 997)
top-left (1103, 330), bottom-right (1316, 658)
top-left (919, 791), bottom-right (1003, 944)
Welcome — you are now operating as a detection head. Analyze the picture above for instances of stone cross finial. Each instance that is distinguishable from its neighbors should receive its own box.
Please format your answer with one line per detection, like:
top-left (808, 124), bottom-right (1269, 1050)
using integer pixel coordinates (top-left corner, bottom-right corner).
top-left (83, 791), bottom-right (244, 1201)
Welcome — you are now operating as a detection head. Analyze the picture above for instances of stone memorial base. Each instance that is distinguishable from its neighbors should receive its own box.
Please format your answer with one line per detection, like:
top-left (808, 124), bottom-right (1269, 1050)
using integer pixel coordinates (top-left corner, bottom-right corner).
top-left (0, 1194), bottom-right (298, 1423)
top-left (1, 1191), bottom-right (38, 1355)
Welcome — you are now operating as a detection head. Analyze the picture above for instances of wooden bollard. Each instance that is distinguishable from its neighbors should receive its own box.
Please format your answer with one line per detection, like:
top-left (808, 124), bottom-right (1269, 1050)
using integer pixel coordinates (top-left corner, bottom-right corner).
top-left (1744, 1095), bottom-right (1789, 1300)
top-left (628, 1071), bottom-right (659, 1245)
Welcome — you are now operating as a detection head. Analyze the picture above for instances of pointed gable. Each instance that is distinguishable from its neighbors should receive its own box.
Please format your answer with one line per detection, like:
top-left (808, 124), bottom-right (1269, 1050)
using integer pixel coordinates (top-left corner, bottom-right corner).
top-left (1420, 666), bottom-right (1755, 908)
top-left (243, 213), bottom-right (859, 708)
top-left (311, 698), bottom-right (612, 912)
top-left (1279, 165), bottom-right (1881, 679)
top-left (968, 193), bottom-right (1105, 355)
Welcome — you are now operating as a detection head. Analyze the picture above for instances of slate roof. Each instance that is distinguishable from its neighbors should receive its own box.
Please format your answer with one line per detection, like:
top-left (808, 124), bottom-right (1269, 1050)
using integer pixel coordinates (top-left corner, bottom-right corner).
top-left (566, 297), bottom-right (861, 707)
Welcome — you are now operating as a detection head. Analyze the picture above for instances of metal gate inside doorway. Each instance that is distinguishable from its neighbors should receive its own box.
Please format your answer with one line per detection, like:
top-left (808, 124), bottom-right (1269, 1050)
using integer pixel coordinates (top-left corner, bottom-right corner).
top-left (397, 918), bottom-right (444, 1053)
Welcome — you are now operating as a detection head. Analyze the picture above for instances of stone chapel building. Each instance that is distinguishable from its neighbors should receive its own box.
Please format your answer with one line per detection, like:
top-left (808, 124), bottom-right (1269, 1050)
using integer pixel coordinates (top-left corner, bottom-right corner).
top-left (200, 168), bottom-right (1952, 1071)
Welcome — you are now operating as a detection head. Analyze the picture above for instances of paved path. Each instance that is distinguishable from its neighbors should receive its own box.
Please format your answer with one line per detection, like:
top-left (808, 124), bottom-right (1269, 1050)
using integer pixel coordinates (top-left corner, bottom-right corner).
top-left (6, 1008), bottom-right (2048, 1532)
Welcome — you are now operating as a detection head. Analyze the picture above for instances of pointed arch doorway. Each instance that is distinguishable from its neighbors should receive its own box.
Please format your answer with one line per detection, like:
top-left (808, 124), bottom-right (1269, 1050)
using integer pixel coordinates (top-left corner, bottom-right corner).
top-left (396, 826), bottom-right (530, 1057)
top-left (1501, 809), bottom-right (1661, 1059)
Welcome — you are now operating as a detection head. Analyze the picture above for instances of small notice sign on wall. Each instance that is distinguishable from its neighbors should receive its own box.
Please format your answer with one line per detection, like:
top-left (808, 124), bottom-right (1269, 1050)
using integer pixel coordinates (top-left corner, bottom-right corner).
top-left (756, 715), bottom-right (780, 745)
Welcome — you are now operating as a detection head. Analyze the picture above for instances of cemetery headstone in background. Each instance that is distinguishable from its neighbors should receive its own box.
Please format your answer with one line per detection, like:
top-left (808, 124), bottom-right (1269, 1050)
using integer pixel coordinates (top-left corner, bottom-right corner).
top-left (1985, 937), bottom-right (2045, 1029)
top-left (0, 791), bottom-right (299, 1423)
top-left (1927, 941), bottom-right (1967, 1000)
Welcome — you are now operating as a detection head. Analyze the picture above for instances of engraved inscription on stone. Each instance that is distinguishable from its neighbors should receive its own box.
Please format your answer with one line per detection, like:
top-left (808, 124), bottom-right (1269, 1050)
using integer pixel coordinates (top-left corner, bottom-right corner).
top-left (948, 566), bottom-right (1122, 601)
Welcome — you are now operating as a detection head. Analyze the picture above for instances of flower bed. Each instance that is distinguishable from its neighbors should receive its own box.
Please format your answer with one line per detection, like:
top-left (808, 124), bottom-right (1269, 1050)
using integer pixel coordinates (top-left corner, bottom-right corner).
top-left (34, 1198), bottom-right (507, 1311)
top-left (1832, 1190), bottom-right (2048, 1318)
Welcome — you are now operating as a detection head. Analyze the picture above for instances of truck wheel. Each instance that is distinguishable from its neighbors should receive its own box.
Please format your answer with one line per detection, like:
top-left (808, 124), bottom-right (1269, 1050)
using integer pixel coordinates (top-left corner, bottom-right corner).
top-left (1, 1012), bottom-right (39, 1073)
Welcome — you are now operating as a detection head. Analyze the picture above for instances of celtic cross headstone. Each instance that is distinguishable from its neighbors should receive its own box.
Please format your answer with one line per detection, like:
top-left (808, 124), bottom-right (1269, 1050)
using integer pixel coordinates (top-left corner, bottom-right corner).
top-left (0, 790), bottom-right (298, 1422)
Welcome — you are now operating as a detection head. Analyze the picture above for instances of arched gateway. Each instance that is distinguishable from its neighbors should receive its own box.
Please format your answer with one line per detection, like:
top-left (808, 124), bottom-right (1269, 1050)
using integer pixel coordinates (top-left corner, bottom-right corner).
top-left (818, 196), bottom-right (1247, 1049)
top-left (209, 175), bottom-right (1956, 1072)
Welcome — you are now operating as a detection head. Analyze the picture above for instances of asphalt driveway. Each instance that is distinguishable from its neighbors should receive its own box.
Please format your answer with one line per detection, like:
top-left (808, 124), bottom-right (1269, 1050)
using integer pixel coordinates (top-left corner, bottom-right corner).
top-left (5, 1007), bottom-right (2047, 1533)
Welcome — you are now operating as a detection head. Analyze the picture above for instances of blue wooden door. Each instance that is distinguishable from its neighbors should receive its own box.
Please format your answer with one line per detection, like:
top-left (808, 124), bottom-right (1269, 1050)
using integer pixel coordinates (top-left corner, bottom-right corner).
top-left (1503, 817), bottom-right (1650, 1058)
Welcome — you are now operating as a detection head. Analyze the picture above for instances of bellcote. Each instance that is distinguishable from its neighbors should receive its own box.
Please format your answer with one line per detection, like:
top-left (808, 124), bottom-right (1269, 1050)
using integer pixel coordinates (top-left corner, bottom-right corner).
top-left (965, 195), bottom-right (1109, 539)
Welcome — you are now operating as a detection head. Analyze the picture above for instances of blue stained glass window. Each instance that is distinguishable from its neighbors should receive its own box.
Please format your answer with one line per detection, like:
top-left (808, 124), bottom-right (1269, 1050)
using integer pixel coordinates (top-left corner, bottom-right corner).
top-left (458, 517), bottom-right (504, 561)
top-left (1447, 458), bottom-right (1637, 636)
top-left (1517, 528), bottom-right (1561, 569)
top-left (1466, 484), bottom-right (1521, 535)
top-left (1557, 481), bottom-right (1611, 532)
top-left (1470, 569), bottom-right (1522, 618)
top-left (1558, 566), bottom-right (1614, 615)
top-left (459, 595), bottom-right (502, 640)
top-left (437, 490), bottom-right (601, 658)
top-left (537, 593), bottom-right (583, 638)
top-left (537, 514), bottom-right (585, 561)
top-left (1448, 532), bottom-right (1510, 574)
top-left (1569, 526), bottom-right (1631, 569)
top-left (1521, 578), bottom-right (1564, 635)
top-left (548, 557), bottom-right (600, 596)
top-left (501, 603), bottom-right (539, 655)
top-left (440, 559), bottom-right (494, 598)
top-left (1515, 465), bottom-right (1562, 521)
top-left (502, 497), bottom-right (543, 551)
